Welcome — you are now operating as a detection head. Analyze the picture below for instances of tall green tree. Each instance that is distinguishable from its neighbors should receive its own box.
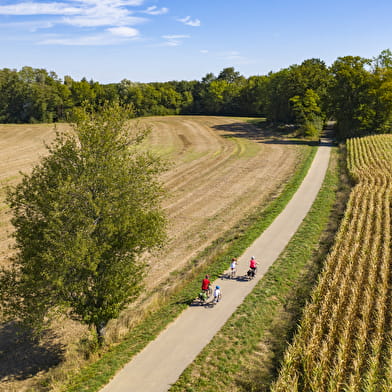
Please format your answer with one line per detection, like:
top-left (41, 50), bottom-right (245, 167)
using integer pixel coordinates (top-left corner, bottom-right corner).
top-left (265, 59), bottom-right (330, 124)
top-left (0, 68), bottom-right (27, 123)
top-left (327, 52), bottom-right (392, 138)
top-left (69, 77), bottom-right (97, 107)
top-left (197, 68), bottom-right (245, 115)
top-left (237, 75), bottom-right (269, 116)
top-left (217, 67), bottom-right (242, 83)
top-left (290, 89), bottom-right (324, 138)
top-left (1, 102), bottom-right (166, 342)
top-left (327, 56), bottom-right (374, 138)
top-left (371, 50), bottom-right (392, 133)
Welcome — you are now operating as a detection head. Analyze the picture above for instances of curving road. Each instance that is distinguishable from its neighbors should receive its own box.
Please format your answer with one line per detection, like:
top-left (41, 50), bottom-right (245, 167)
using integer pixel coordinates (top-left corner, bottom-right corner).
top-left (101, 140), bottom-right (332, 392)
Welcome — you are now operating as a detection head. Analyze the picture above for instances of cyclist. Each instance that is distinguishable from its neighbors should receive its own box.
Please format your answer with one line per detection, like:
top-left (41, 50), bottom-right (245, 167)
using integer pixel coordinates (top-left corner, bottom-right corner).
top-left (213, 285), bottom-right (222, 303)
top-left (201, 275), bottom-right (211, 295)
top-left (230, 257), bottom-right (237, 279)
top-left (248, 256), bottom-right (257, 278)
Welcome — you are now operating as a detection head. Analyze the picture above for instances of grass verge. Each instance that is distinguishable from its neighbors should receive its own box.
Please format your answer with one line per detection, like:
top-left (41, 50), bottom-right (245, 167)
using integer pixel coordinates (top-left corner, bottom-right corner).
top-left (169, 146), bottom-right (346, 391)
top-left (54, 144), bottom-right (317, 392)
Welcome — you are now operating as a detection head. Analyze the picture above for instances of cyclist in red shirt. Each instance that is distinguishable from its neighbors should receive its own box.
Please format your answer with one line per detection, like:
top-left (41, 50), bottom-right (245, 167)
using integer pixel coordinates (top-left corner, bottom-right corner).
top-left (201, 275), bottom-right (211, 292)
top-left (248, 256), bottom-right (257, 278)
top-left (249, 256), bottom-right (257, 270)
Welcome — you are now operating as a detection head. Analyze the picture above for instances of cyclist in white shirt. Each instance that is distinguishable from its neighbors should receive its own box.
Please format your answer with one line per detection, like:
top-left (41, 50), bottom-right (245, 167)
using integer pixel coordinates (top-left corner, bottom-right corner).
top-left (213, 285), bottom-right (222, 303)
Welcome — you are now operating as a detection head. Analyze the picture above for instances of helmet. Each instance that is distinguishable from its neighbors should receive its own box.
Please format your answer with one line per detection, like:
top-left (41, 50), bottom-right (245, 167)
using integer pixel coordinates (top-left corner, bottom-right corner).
top-left (205, 275), bottom-right (209, 278)
top-left (216, 285), bottom-right (220, 289)
top-left (251, 256), bottom-right (255, 259)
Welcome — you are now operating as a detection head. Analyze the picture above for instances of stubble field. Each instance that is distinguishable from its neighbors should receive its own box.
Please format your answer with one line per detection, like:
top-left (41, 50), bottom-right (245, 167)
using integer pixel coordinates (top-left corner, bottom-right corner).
top-left (0, 116), bottom-right (303, 391)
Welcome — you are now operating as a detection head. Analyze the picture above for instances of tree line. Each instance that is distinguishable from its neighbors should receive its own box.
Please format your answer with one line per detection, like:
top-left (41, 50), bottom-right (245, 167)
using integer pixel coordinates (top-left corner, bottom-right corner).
top-left (1, 49), bottom-right (392, 139)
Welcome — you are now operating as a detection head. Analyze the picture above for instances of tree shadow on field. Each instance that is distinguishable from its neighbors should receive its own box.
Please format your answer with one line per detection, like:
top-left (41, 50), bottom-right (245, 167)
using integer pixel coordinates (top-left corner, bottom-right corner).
top-left (212, 122), bottom-right (317, 146)
top-left (0, 321), bottom-right (64, 382)
top-left (263, 139), bottom-right (320, 146)
top-left (212, 122), bottom-right (263, 141)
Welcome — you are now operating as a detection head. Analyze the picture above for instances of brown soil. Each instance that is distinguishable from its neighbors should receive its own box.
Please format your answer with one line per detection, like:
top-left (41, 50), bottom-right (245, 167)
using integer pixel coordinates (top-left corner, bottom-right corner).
top-left (139, 116), bottom-right (299, 291)
top-left (0, 116), bottom-right (300, 391)
top-left (0, 123), bottom-right (70, 267)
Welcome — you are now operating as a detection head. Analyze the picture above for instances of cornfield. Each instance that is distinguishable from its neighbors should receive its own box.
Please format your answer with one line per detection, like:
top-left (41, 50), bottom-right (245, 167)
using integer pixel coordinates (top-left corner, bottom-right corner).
top-left (272, 135), bottom-right (392, 392)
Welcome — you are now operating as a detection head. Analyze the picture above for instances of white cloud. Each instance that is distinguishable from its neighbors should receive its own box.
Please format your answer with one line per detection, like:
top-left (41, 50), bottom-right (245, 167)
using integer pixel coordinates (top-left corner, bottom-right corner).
top-left (107, 26), bottom-right (139, 37)
top-left (221, 51), bottom-right (241, 59)
top-left (68, 0), bottom-right (144, 5)
top-left (39, 31), bottom-right (137, 45)
top-left (163, 41), bottom-right (179, 47)
top-left (177, 16), bottom-right (200, 27)
top-left (62, 15), bottom-right (146, 27)
top-left (0, 1), bottom-right (147, 26)
top-left (0, 2), bottom-right (81, 15)
top-left (143, 6), bottom-right (168, 15)
top-left (61, 1), bottom-right (147, 27)
top-left (219, 51), bottom-right (253, 65)
top-left (0, 0), bottom-right (175, 46)
top-left (162, 35), bottom-right (189, 40)
top-left (200, 49), bottom-right (208, 54)
top-left (161, 34), bottom-right (190, 47)
top-left (39, 35), bottom-right (108, 46)
top-left (0, 20), bottom-right (55, 32)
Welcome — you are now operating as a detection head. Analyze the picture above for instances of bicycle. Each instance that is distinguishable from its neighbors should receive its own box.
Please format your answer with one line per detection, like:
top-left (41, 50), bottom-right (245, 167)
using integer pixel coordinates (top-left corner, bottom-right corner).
top-left (230, 258), bottom-right (238, 279)
top-left (247, 267), bottom-right (257, 280)
top-left (199, 286), bottom-right (212, 303)
top-left (212, 292), bottom-right (222, 304)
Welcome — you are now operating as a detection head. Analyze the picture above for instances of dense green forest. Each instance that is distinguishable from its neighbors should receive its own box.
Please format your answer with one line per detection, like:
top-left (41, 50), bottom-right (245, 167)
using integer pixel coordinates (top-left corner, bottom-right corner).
top-left (1, 49), bottom-right (392, 139)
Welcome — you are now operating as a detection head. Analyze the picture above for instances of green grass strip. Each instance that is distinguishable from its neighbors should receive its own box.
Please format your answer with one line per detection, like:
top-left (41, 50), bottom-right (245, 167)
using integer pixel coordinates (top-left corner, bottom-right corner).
top-left (61, 144), bottom-right (317, 392)
top-left (170, 147), bottom-right (340, 391)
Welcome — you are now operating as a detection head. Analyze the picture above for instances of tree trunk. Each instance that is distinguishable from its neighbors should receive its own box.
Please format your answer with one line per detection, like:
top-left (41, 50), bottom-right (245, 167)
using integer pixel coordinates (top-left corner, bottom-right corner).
top-left (95, 322), bottom-right (105, 346)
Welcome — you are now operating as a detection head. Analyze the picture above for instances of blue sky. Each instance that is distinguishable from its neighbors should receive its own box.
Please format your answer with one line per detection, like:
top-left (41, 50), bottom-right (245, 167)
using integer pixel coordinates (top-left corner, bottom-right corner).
top-left (0, 0), bottom-right (391, 83)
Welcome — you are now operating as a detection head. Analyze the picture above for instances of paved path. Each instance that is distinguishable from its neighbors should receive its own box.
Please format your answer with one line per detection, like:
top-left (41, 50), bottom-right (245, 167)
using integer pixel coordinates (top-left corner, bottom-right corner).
top-left (101, 141), bottom-right (331, 392)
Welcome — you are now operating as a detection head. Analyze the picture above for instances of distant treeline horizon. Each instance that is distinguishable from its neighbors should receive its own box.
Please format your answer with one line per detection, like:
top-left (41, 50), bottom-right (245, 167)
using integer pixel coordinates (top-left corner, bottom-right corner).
top-left (1, 49), bottom-right (392, 139)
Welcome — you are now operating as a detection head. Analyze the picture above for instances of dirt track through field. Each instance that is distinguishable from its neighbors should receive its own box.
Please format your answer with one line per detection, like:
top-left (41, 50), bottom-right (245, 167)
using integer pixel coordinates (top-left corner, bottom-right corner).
top-left (100, 139), bottom-right (331, 392)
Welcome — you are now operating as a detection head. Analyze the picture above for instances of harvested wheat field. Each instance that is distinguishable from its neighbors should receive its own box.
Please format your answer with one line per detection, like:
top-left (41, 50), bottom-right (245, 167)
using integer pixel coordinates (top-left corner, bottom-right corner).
top-left (0, 116), bottom-right (303, 391)
top-left (140, 116), bottom-right (300, 290)
top-left (0, 123), bottom-right (69, 267)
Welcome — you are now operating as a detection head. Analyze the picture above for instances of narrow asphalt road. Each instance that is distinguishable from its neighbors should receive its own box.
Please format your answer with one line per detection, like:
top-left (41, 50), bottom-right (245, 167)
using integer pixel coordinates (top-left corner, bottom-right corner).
top-left (101, 140), bottom-right (331, 392)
